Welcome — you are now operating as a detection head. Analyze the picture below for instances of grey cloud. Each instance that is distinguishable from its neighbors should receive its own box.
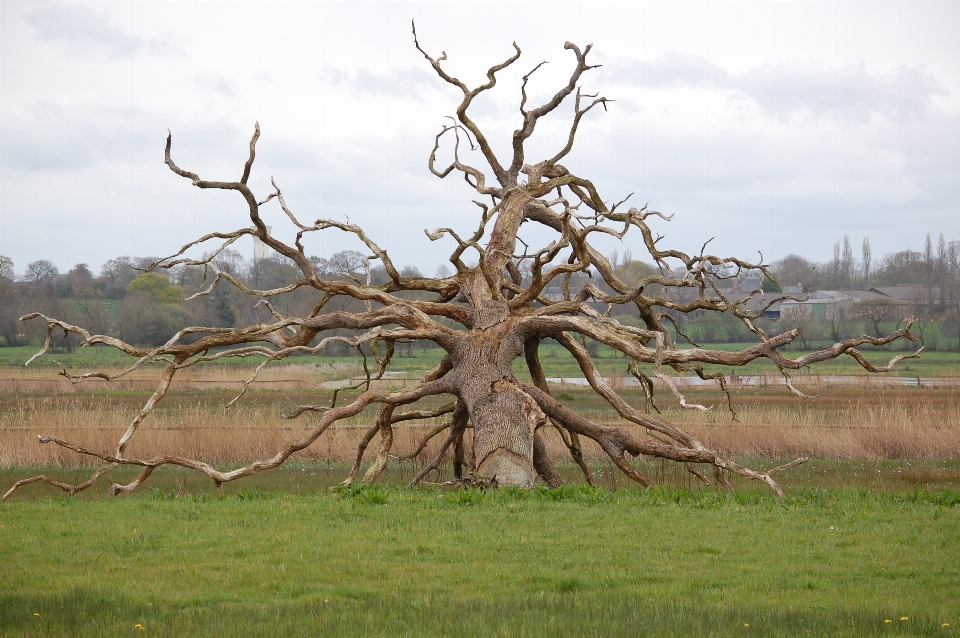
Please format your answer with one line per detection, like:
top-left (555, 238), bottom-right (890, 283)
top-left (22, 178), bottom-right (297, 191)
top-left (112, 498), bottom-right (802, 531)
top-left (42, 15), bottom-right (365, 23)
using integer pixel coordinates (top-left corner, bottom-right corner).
top-left (0, 101), bottom-right (247, 173)
top-left (26, 2), bottom-right (184, 59)
top-left (27, 2), bottom-right (142, 57)
top-left (583, 114), bottom-right (958, 203)
top-left (613, 52), bottom-right (948, 122)
top-left (567, 112), bottom-right (960, 262)
top-left (193, 74), bottom-right (238, 98)
top-left (622, 51), bottom-right (728, 88)
top-left (321, 68), bottom-right (348, 87)
top-left (321, 66), bottom-right (438, 100)
top-left (0, 101), bottom-right (151, 171)
top-left (143, 38), bottom-right (187, 58)
top-left (739, 62), bottom-right (947, 121)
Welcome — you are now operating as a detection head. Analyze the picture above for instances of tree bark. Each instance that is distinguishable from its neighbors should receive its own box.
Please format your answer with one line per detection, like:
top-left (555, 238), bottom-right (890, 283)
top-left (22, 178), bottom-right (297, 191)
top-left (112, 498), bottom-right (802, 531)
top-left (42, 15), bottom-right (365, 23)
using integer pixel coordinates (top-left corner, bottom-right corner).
top-left (445, 322), bottom-right (547, 487)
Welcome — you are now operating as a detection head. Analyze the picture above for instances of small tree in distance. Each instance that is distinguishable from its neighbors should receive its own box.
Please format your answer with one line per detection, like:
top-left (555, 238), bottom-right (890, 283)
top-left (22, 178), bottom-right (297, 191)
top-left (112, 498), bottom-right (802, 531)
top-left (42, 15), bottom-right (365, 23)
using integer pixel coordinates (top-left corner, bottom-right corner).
top-left (23, 259), bottom-right (59, 283)
top-left (5, 28), bottom-right (921, 501)
top-left (127, 273), bottom-right (184, 304)
top-left (0, 256), bottom-right (15, 281)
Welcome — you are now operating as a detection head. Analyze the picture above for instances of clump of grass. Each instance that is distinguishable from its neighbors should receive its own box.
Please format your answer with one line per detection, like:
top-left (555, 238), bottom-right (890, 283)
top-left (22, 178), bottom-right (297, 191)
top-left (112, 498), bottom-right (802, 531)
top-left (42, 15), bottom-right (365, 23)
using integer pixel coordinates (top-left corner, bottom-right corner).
top-left (533, 483), bottom-right (612, 504)
top-left (335, 483), bottom-right (391, 505)
top-left (444, 486), bottom-right (486, 506)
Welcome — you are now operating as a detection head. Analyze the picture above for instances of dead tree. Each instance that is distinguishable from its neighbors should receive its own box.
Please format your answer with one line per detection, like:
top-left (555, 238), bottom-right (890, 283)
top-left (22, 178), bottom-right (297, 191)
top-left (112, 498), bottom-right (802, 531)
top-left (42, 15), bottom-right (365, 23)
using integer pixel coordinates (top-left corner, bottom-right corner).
top-left (4, 30), bottom-right (920, 501)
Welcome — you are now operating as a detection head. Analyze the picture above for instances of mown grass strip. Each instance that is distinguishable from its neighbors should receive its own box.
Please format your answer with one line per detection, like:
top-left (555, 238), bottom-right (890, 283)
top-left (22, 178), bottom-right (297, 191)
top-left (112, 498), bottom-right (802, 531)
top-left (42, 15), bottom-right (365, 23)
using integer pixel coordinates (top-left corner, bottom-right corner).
top-left (5, 458), bottom-right (960, 499)
top-left (2, 486), bottom-right (957, 636)
top-left (4, 590), bottom-right (954, 637)
top-left (3, 343), bottom-right (960, 377)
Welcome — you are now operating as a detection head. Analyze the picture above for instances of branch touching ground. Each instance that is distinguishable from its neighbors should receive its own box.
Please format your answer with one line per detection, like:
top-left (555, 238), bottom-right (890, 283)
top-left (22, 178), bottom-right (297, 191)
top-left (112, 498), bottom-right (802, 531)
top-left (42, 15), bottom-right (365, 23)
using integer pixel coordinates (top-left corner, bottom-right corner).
top-left (4, 379), bottom-right (454, 500)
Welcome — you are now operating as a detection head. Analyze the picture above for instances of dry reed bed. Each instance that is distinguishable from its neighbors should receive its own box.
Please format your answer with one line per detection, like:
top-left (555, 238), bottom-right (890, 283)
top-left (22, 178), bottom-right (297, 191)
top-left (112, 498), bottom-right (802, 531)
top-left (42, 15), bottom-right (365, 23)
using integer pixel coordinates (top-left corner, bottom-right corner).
top-left (576, 388), bottom-right (960, 460)
top-left (2, 372), bottom-right (959, 467)
top-left (0, 392), bottom-right (455, 468)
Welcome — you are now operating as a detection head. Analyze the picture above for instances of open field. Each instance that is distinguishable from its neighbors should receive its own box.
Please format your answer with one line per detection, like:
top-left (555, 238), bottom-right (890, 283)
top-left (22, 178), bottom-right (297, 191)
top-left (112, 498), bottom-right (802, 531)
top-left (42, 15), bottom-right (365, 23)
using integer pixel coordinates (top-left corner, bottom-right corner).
top-left (4, 457), bottom-right (960, 501)
top-left (3, 356), bottom-right (960, 636)
top-left (2, 341), bottom-right (959, 378)
top-left (1, 485), bottom-right (958, 637)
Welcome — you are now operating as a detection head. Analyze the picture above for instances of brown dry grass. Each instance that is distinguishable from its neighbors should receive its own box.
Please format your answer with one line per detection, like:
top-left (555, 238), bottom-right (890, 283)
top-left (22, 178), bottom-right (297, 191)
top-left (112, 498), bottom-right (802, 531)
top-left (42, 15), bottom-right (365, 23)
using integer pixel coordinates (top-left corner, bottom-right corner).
top-left (2, 366), bottom-right (959, 468)
top-left (551, 385), bottom-right (960, 460)
top-left (0, 400), bottom-right (452, 469)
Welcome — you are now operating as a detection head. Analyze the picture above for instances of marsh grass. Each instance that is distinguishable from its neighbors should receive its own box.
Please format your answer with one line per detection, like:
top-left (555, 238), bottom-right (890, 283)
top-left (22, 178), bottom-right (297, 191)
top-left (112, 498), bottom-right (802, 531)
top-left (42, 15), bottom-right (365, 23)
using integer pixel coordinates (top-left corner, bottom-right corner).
top-left (3, 373), bottom-right (959, 467)
top-left (1, 486), bottom-right (957, 637)
top-left (0, 361), bottom-right (360, 392)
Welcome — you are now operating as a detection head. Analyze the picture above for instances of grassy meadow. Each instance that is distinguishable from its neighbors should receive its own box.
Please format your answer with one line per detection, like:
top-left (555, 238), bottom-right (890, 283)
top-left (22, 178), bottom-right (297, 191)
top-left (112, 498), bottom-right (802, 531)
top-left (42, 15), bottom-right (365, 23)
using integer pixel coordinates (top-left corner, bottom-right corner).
top-left (2, 344), bottom-right (960, 636)
top-left (2, 341), bottom-right (959, 378)
top-left (2, 484), bottom-right (959, 637)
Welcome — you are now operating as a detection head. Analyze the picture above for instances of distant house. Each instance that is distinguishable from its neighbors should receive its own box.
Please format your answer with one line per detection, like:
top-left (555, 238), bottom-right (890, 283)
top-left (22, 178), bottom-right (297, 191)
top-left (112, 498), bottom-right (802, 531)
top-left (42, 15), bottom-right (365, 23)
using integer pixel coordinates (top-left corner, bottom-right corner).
top-left (660, 279), bottom-right (798, 321)
top-left (739, 276), bottom-right (762, 292)
top-left (869, 286), bottom-right (941, 312)
top-left (777, 289), bottom-right (911, 322)
top-left (538, 273), bottom-right (938, 324)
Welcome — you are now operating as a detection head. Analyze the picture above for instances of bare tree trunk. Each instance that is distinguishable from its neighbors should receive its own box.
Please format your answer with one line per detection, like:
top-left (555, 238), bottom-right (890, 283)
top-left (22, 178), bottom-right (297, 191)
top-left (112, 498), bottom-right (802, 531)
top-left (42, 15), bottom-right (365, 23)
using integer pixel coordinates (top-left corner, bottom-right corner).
top-left (445, 323), bottom-right (545, 487)
top-left (467, 380), bottom-right (540, 487)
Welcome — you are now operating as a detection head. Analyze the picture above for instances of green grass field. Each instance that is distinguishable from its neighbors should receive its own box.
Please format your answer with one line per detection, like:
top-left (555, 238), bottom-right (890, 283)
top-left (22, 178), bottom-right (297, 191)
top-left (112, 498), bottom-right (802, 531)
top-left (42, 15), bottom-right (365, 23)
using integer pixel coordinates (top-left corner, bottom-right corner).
top-left (2, 481), bottom-right (958, 637)
top-left (5, 458), bottom-right (960, 499)
top-left (2, 342), bottom-right (958, 378)
top-left (0, 345), bottom-right (445, 375)
top-left (3, 338), bottom-right (958, 636)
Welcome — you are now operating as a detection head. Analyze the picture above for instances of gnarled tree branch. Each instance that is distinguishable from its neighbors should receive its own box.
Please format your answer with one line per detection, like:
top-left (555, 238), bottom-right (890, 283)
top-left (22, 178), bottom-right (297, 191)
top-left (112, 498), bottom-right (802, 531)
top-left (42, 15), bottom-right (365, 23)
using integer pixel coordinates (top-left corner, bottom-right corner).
top-left (5, 34), bottom-right (917, 501)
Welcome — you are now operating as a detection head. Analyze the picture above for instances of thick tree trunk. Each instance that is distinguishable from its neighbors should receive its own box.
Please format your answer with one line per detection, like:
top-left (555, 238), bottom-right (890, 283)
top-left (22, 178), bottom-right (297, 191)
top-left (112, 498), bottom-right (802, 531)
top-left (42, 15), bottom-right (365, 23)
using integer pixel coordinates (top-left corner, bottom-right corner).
top-left (449, 320), bottom-right (548, 487)
top-left (469, 382), bottom-right (539, 486)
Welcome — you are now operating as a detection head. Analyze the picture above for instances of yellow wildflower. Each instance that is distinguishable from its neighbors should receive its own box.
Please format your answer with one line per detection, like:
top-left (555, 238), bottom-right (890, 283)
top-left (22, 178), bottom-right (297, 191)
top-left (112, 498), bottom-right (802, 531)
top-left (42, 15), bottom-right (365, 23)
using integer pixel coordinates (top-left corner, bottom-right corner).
top-left (885, 619), bottom-right (892, 624)
top-left (902, 617), bottom-right (909, 621)
top-left (135, 624), bottom-right (144, 630)
top-left (33, 613), bottom-right (39, 617)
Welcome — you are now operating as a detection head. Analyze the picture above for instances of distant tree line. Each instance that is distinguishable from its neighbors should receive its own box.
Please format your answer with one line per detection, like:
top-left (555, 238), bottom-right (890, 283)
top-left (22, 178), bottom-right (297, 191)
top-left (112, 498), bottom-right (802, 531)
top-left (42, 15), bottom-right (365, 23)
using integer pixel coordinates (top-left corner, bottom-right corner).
top-left (766, 234), bottom-right (960, 351)
top-left (3, 233), bottom-right (960, 351)
top-left (0, 250), bottom-right (433, 353)
top-left (598, 235), bottom-right (960, 351)
top-left (771, 233), bottom-right (960, 296)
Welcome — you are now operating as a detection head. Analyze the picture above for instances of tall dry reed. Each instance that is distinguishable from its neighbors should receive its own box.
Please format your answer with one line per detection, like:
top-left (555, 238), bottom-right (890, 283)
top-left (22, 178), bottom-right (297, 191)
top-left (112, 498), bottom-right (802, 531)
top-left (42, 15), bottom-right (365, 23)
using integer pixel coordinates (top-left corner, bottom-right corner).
top-left (2, 367), bottom-right (959, 467)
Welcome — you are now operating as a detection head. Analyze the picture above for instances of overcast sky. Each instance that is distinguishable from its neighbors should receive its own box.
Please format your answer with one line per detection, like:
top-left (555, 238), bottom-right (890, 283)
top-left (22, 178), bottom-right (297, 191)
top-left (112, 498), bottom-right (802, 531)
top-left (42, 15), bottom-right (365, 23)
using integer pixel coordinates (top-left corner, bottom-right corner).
top-left (1, 1), bottom-right (958, 278)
